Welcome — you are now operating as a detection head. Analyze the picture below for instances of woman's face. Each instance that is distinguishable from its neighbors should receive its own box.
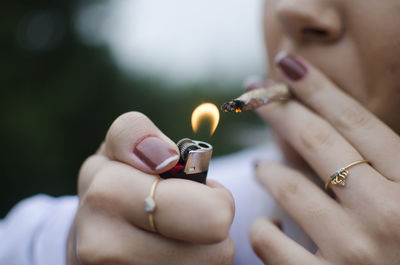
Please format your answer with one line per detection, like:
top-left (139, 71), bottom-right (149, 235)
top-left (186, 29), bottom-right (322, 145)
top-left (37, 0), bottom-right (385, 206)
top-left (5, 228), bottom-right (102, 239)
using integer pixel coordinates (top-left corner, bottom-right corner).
top-left (264, 0), bottom-right (400, 132)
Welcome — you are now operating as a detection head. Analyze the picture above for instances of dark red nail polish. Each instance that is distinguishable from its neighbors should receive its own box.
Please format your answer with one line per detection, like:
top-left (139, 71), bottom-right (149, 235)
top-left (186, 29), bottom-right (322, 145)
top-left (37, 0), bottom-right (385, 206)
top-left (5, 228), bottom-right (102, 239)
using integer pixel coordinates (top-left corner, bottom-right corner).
top-left (276, 53), bottom-right (307, 81)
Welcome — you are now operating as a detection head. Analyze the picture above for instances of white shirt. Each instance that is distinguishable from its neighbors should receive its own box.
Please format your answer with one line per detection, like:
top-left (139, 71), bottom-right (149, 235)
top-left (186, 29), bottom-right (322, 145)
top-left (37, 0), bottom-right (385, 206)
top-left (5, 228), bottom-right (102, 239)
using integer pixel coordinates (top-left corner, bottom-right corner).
top-left (0, 143), bottom-right (314, 265)
top-left (209, 143), bottom-right (315, 265)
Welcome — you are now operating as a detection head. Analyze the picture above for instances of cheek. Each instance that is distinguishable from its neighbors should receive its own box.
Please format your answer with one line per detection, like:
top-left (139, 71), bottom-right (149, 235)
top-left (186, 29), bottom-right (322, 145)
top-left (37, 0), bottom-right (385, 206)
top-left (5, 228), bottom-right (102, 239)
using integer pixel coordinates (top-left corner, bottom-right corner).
top-left (370, 58), bottom-right (400, 129)
top-left (351, 25), bottom-right (400, 124)
top-left (343, 1), bottom-right (400, 119)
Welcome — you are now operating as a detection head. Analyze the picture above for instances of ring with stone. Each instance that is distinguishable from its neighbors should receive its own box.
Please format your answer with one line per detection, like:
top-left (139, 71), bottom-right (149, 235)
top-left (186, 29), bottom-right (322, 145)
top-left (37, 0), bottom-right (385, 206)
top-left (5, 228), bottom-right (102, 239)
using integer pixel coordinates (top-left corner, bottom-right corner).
top-left (144, 178), bottom-right (162, 233)
top-left (325, 160), bottom-right (369, 190)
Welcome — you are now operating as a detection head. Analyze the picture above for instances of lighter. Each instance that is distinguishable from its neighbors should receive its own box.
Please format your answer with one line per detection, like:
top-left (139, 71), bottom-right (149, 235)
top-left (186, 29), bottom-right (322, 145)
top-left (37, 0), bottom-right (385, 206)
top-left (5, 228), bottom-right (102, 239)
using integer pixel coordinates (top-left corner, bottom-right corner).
top-left (160, 138), bottom-right (213, 184)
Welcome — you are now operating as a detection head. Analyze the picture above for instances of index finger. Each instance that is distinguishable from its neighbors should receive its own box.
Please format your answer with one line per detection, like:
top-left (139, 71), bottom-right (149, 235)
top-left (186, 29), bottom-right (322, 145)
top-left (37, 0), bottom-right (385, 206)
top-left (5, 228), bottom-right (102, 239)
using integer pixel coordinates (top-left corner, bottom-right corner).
top-left (275, 52), bottom-right (400, 181)
top-left (82, 160), bottom-right (235, 244)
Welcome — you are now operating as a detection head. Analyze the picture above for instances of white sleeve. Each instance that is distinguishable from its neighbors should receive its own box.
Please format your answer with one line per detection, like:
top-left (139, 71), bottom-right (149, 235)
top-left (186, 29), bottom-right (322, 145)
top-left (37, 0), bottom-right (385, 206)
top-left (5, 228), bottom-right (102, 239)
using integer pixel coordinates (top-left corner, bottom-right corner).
top-left (0, 194), bottom-right (78, 265)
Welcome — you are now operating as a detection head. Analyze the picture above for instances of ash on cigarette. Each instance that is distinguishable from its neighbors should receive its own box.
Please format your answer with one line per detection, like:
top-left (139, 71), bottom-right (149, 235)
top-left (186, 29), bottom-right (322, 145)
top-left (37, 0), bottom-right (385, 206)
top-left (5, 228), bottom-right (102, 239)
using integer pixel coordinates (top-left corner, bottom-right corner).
top-left (221, 100), bottom-right (245, 113)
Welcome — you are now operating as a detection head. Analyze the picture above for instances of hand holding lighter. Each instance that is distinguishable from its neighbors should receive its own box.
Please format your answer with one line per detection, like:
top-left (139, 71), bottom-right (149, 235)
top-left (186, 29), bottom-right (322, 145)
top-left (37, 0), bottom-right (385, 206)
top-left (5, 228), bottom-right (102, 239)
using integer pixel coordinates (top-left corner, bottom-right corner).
top-left (160, 138), bottom-right (213, 184)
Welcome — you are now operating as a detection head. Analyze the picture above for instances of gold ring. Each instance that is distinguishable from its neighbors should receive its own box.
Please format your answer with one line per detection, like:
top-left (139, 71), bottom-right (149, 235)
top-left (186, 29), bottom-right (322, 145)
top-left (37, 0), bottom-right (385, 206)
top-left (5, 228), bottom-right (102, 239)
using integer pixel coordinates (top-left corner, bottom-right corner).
top-left (325, 160), bottom-right (369, 190)
top-left (144, 178), bottom-right (162, 232)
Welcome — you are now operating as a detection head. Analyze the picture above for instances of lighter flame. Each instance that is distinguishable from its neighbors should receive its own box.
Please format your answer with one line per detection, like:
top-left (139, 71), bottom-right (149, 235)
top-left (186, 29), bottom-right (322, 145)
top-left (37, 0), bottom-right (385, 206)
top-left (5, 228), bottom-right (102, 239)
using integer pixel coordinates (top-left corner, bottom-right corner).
top-left (191, 103), bottom-right (220, 135)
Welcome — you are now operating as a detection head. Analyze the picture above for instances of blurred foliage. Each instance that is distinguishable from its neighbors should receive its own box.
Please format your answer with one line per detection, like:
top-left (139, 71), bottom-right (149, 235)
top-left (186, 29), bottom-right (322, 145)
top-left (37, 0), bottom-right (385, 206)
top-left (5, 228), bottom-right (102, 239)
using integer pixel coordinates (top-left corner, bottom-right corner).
top-left (0, 0), bottom-right (265, 217)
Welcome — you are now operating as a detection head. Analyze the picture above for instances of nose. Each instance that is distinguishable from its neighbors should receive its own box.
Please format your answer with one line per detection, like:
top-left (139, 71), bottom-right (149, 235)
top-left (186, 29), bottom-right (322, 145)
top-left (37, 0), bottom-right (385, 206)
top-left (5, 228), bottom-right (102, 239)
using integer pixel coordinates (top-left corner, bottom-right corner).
top-left (276, 0), bottom-right (343, 43)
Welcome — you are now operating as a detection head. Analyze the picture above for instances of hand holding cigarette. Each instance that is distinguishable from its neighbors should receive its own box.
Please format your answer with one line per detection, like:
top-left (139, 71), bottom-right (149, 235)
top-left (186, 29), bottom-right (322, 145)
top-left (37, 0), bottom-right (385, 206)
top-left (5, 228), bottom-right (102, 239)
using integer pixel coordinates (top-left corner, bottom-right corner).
top-left (221, 81), bottom-right (291, 113)
top-left (67, 112), bottom-right (235, 265)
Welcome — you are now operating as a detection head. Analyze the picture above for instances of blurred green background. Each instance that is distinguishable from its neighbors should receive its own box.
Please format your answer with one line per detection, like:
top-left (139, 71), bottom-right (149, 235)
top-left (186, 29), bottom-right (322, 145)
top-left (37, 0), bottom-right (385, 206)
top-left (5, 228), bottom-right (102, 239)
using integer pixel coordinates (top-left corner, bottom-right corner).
top-left (1, 0), bottom-right (266, 217)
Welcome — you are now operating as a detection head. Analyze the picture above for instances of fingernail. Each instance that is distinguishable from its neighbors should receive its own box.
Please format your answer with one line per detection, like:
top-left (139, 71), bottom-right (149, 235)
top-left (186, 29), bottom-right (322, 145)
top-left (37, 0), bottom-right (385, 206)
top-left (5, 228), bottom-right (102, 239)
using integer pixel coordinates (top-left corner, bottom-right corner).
top-left (243, 76), bottom-right (267, 92)
top-left (275, 51), bottom-right (307, 81)
top-left (134, 136), bottom-right (179, 171)
top-left (271, 219), bottom-right (283, 230)
top-left (245, 82), bottom-right (267, 92)
top-left (253, 160), bottom-right (261, 169)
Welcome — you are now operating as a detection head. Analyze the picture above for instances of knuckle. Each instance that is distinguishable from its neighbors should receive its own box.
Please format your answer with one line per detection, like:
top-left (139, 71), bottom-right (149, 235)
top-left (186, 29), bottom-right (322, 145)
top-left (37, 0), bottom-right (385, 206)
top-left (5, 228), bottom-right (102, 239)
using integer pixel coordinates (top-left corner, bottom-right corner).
top-left (300, 83), bottom-right (324, 104)
top-left (82, 170), bottom-right (123, 216)
top-left (79, 155), bottom-right (101, 178)
top-left (379, 202), bottom-right (400, 222)
top-left (205, 212), bottom-right (232, 243)
top-left (76, 211), bottom-right (129, 265)
top-left (77, 241), bottom-right (126, 265)
top-left (334, 105), bottom-right (372, 131)
top-left (77, 244), bottom-right (97, 265)
top-left (276, 177), bottom-right (300, 201)
top-left (219, 237), bottom-right (236, 265)
top-left (188, 191), bottom-right (234, 243)
top-left (374, 200), bottom-right (400, 240)
top-left (205, 197), bottom-right (234, 242)
top-left (78, 155), bottom-right (107, 195)
top-left (207, 237), bottom-right (235, 265)
top-left (305, 206), bottom-right (329, 221)
top-left (299, 122), bottom-right (335, 152)
top-left (77, 244), bottom-right (100, 265)
top-left (340, 238), bottom-right (374, 265)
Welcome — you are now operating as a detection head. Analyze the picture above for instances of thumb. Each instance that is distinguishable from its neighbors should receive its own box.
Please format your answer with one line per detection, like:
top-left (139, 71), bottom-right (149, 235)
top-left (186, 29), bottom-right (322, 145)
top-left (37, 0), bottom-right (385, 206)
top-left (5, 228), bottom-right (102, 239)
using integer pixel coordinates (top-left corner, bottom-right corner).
top-left (101, 111), bottom-right (179, 174)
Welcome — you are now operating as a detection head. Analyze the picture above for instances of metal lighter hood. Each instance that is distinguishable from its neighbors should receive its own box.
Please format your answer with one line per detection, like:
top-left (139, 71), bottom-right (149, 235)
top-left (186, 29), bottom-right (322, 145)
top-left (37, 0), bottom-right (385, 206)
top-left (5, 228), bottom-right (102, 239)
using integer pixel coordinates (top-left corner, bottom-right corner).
top-left (177, 138), bottom-right (213, 175)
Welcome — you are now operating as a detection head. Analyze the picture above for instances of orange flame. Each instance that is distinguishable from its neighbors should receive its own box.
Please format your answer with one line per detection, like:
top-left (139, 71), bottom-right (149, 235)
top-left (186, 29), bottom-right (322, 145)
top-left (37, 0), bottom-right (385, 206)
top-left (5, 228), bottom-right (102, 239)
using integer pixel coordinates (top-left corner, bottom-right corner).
top-left (191, 103), bottom-right (220, 135)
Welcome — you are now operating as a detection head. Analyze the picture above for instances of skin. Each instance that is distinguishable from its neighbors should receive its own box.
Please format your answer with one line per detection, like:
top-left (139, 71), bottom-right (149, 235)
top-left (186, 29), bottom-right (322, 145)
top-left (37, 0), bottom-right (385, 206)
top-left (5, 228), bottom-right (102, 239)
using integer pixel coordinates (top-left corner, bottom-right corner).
top-left (68, 0), bottom-right (400, 264)
top-left (250, 0), bottom-right (400, 264)
top-left (67, 112), bottom-right (235, 265)
top-left (263, 0), bottom-right (400, 132)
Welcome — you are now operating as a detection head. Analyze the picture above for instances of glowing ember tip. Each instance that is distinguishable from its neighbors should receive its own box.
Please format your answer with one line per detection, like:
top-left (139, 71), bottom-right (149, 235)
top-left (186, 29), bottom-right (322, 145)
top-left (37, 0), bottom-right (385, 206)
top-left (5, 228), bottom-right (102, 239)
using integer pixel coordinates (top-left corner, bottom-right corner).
top-left (191, 103), bottom-right (220, 136)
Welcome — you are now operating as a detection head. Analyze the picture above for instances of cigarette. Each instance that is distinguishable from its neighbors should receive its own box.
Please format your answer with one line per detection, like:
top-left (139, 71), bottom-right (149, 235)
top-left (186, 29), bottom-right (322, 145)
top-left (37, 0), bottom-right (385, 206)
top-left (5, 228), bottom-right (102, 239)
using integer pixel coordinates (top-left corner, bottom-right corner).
top-left (221, 82), bottom-right (291, 113)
